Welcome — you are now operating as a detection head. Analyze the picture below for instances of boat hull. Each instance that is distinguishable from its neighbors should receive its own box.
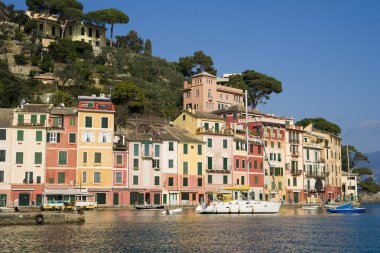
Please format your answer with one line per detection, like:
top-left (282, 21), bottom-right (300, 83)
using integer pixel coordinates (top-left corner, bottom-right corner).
top-left (135, 205), bottom-right (165, 210)
top-left (196, 201), bottom-right (281, 214)
top-left (327, 208), bottom-right (365, 213)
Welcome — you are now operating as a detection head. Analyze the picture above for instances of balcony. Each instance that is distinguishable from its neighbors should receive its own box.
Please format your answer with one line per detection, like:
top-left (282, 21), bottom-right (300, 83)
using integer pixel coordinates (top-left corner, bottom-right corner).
top-left (196, 127), bottom-right (233, 135)
top-left (291, 152), bottom-right (300, 157)
top-left (208, 95), bottom-right (213, 101)
top-left (18, 122), bottom-right (44, 127)
top-left (206, 168), bottom-right (231, 174)
top-left (305, 171), bottom-right (328, 178)
top-left (291, 170), bottom-right (302, 176)
top-left (304, 142), bottom-right (321, 149)
top-left (141, 151), bottom-right (153, 159)
top-left (289, 139), bottom-right (300, 144)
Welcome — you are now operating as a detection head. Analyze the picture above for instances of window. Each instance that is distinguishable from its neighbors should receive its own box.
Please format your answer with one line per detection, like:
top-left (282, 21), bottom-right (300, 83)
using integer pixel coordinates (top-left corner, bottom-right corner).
top-left (81, 132), bottom-right (93, 143)
top-left (183, 177), bottom-right (188, 186)
top-left (115, 172), bottom-right (123, 183)
top-left (88, 27), bottom-right (93, 37)
top-left (70, 117), bottom-right (75, 126)
top-left (0, 171), bottom-right (3, 182)
top-left (221, 158), bottom-right (227, 170)
top-left (18, 114), bottom-right (24, 124)
top-left (58, 151), bottom-right (67, 165)
top-left (242, 160), bottom-right (246, 169)
top-left (207, 157), bottom-right (213, 170)
top-left (40, 115), bottom-right (46, 125)
top-left (223, 139), bottom-right (228, 149)
top-left (197, 162), bottom-right (202, 175)
top-left (94, 172), bottom-right (101, 183)
top-left (208, 175), bottom-right (213, 184)
top-left (134, 144), bottom-right (139, 156)
top-left (32, 131), bottom-right (41, 143)
top-left (198, 178), bottom-right (203, 187)
top-left (144, 144), bottom-right (150, 156)
top-left (182, 114), bottom-right (186, 121)
top-left (116, 154), bottom-right (123, 165)
top-left (183, 162), bottom-right (188, 175)
top-left (215, 123), bottom-right (220, 132)
top-left (25, 171), bottom-right (33, 183)
top-left (17, 130), bottom-right (24, 141)
top-left (34, 152), bottom-right (42, 164)
top-left (236, 159), bottom-right (240, 169)
top-left (101, 117), bottom-right (108, 128)
top-left (58, 172), bottom-right (65, 184)
top-left (254, 160), bottom-right (258, 169)
top-left (168, 177), bottom-right (174, 186)
top-left (81, 26), bottom-right (85, 35)
top-left (254, 176), bottom-right (259, 185)
top-left (82, 171), bottom-right (87, 184)
top-left (133, 176), bottom-right (139, 185)
top-left (49, 132), bottom-right (61, 143)
top-left (153, 159), bottom-right (160, 168)
top-left (204, 123), bottom-right (209, 130)
top-left (169, 142), bottom-right (174, 151)
top-left (197, 145), bottom-right (202, 155)
top-left (0, 129), bottom-right (6, 140)
top-left (154, 145), bottom-right (160, 157)
top-left (207, 138), bottom-right (212, 148)
top-left (278, 182), bottom-right (282, 190)
top-left (94, 152), bottom-right (102, 163)
top-left (133, 159), bottom-right (139, 169)
top-left (85, 116), bottom-right (92, 128)
top-left (51, 26), bottom-right (56, 36)
top-left (223, 175), bottom-right (228, 184)
top-left (69, 133), bottom-right (76, 143)
top-left (278, 153), bottom-right (281, 161)
top-left (293, 177), bottom-right (297, 186)
top-left (98, 132), bottom-right (110, 143)
top-left (96, 29), bottom-right (100, 38)
top-left (168, 159), bottom-right (174, 168)
top-left (183, 144), bottom-right (188, 154)
top-left (0, 150), bottom-right (5, 162)
top-left (155, 176), bottom-right (160, 186)
top-left (83, 152), bottom-right (87, 163)
top-left (16, 152), bottom-right (23, 164)
top-left (271, 141), bottom-right (274, 148)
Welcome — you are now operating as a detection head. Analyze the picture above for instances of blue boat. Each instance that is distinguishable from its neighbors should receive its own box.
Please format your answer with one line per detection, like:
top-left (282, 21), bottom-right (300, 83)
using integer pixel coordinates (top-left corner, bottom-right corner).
top-left (327, 203), bottom-right (366, 213)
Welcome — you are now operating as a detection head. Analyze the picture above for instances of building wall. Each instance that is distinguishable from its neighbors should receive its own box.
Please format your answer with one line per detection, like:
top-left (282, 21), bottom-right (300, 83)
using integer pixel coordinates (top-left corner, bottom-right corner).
top-left (0, 125), bottom-right (13, 207)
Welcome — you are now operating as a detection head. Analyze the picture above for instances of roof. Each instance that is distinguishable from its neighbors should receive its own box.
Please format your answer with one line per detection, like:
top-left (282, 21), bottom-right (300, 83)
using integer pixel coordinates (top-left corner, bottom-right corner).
top-left (213, 105), bottom-right (261, 115)
top-left (149, 127), bottom-right (178, 141)
top-left (165, 126), bottom-right (203, 143)
top-left (50, 106), bottom-right (78, 116)
top-left (78, 95), bottom-right (111, 102)
top-left (192, 110), bottom-right (223, 120)
top-left (192, 72), bottom-right (216, 78)
top-left (0, 109), bottom-right (14, 128)
top-left (16, 104), bottom-right (53, 113)
top-left (125, 133), bottom-right (161, 142)
top-left (33, 74), bottom-right (56, 80)
top-left (342, 171), bottom-right (358, 177)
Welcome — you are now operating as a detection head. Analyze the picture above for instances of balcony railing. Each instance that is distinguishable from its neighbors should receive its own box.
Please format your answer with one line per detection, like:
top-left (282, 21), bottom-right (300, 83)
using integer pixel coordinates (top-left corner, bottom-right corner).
top-left (304, 142), bottom-right (321, 149)
top-left (206, 168), bottom-right (231, 174)
top-left (291, 152), bottom-right (300, 157)
top-left (291, 170), bottom-right (302, 176)
top-left (289, 139), bottom-right (300, 144)
top-left (305, 171), bottom-right (328, 178)
top-left (196, 127), bottom-right (233, 135)
top-left (141, 151), bottom-right (153, 159)
top-left (18, 122), bottom-right (44, 126)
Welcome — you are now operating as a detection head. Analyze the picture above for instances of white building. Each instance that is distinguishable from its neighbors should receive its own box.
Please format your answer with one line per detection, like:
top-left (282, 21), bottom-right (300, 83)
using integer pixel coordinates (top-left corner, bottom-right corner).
top-left (341, 171), bottom-right (358, 202)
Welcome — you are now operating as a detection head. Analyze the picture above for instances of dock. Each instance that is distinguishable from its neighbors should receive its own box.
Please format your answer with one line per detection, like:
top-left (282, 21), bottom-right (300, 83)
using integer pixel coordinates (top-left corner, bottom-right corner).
top-left (0, 211), bottom-right (85, 225)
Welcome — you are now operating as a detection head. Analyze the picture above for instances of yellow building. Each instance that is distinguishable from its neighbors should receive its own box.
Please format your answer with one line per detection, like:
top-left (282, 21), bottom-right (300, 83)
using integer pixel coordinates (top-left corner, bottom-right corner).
top-left (77, 95), bottom-right (114, 206)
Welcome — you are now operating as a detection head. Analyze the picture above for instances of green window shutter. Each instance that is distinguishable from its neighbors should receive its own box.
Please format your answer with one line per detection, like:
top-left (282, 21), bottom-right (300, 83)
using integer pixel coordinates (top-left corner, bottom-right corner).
top-left (183, 162), bottom-right (188, 175)
top-left (94, 152), bottom-right (102, 163)
top-left (207, 157), bottom-right (212, 170)
top-left (215, 123), bottom-right (219, 131)
top-left (223, 139), bottom-right (227, 149)
top-left (293, 177), bottom-right (297, 186)
top-left (116, 155), bottom-right (123, 165)
top-left (16, 152), bottom-right (23, 164)
top-left (154, 145), bottom-right (160, 157)
top-left (169, 142), bottom-right (174, 151)
top-left (69, 133), bottom-right (76, 143)
top-left (183, 144), bottom-right (188, 154)
top-left (40, 115), bottom-right (46, 125)
top-left (168, 159), bottom-right (173, 168)
top-left (34, 152), bottom-right (42, 164)
top-left (36, 176), bottom-right (41, 184)
top-left (278, 153), bottom-right (281, 161)
top-left (17, 130), bottom-right (24, 141)
top-left (154, 194), bottom-right (160, 205)
top-left (197, 162), bottom-right (202, 175)
top-left (168, 177), bottom-right (173, 186)
top-left (58, 172), bottom-right (65, 184)
top-left (223, 175), bottom-right (228, 184)
top-left (18, 114), bottom-right (24, 124)
top-left (278, 182), bottom-right (282, 190)
top-left (133, 144), bottom-right (139, 156)
top-left (133, 159), bottom-right (139, 169)
top-left (154, 176), bottom-right (160, 186)
top-left (242, 160), bottom-right (245, 169)
top-left (85, 117), bottom-right (92, 128)
top-left (260, 162), bottom-right (263, 169)
top-left (101, 117), bottom-right (108, 128)
top-left (70, 117), bottom-right (75, 126)
top-left (258, 146), bottom-right (261, 154)
top-left (254, 176), bottom-right (259, 184)
top-left (58, 151), bottom-right (67, 165)
top-left (198, 178), bottom-right (203, 187)
top-left (236, 141), bottom-right (239, 150)
top-left (53, 117), bottom-right (59, 127)
top-left (56, 133), bottom-right (61, 143)
top-left (278, 142), bottom-right (281, 148)
top-left (163, 194), bottom-right (167, 204)
top-left (236, 159), bottom-right (239, 168)
top-left (183, 177), bottom-right (188, 186)
top-left (31, 115), bottom-right (37, 124)
top-left (197, 145), bottom-right (202, 155)
top-left (271, 141), bottom-right (274, 148)
top-left (207, 138), bottom-right (212, 148)
top-left (36, 131), bottom-right (42, 142)
top-left (204, 123), bottom-right (209, 130)
top-left (223, 158), bottom-right (228, 170)
top-left (133, 175), bottom-right (138, 185)
top-left (254, 160), bottom-right (258, 169)
top-left (208, 175), bottom-right (212, 184)
top-left (307, 150), bottom-right (310, 160)
top-left (83, 152), bottom-right (87, 163)
top-left (144, 144), bottom-right (150, 156)
top-left (250, 144), bottom-right (253, 153)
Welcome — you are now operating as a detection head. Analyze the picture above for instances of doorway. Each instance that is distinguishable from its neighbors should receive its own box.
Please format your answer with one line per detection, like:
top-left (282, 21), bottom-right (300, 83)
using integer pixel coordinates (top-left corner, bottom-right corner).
top-left (19, 193), bottom-right (30, 206)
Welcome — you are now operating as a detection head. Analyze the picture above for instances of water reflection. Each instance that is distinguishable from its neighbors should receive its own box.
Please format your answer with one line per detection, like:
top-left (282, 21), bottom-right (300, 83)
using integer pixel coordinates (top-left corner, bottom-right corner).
top-left (0, 204), bottom-right (379, 253)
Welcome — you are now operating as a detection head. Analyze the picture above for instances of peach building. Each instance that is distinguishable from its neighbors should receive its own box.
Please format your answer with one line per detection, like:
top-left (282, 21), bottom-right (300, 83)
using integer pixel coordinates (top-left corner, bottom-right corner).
top-left (183, 72), bottom-right (244, 112)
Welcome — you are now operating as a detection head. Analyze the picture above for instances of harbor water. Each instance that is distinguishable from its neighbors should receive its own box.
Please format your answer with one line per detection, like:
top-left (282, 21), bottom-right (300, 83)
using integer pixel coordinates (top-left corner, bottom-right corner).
top-left (0, 204), bottom-right (379, 252)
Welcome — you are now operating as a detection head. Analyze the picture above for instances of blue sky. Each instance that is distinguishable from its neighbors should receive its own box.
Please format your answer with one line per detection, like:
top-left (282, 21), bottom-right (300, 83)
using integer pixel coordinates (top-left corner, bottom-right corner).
top-left (6, 0), bottom-right (380, 153)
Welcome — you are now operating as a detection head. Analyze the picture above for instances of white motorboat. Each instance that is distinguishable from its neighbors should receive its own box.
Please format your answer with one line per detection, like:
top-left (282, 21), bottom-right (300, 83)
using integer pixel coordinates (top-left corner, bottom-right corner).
top-left (196, 200), bottom-right (281, 214)
top-left (162, 208), bottom-right (183, 215)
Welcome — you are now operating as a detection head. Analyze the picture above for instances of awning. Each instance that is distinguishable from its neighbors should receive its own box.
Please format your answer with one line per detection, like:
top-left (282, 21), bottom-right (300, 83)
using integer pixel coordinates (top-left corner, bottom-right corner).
top-left (12, 188), bottom-right (34, 191)
top-left (43, 189), bottom-right (88, 195)
top-left (223, 186), bottom-right (250, 191)
top-left (169, 191), bottom-right (180, 194)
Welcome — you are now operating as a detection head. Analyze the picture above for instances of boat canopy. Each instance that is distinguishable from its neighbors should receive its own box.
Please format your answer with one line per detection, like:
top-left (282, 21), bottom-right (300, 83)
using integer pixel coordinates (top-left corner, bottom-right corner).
top-left (223, 186), bottom-right (250, 191)
top-left (43, 189), bottom-right (90, 196)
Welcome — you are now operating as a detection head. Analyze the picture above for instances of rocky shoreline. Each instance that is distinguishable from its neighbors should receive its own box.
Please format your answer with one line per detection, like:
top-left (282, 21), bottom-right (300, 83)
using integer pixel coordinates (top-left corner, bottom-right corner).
top-left (359, 191), bottom-right (380, 203)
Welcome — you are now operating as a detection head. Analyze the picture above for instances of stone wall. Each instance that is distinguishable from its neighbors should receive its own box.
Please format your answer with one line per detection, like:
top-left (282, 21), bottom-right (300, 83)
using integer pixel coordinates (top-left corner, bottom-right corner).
top-left (359, 191), bottom-right (380, 203)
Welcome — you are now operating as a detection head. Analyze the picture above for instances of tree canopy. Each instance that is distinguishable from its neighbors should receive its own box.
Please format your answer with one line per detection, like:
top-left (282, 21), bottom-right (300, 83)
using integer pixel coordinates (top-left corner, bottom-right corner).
top-left (116, 30), bottom-right (144, 53)
top-left (85, 8), bottom-right (129, 47)
top-left (296, 118), bottom-right (341, 135)
top-left (226, 74), bottom-right (248, 91)
top-left (178, 50), bottom-right (217, 77)
top-left (341, 144), bottom-right (369, 171)
top-left (241, 70), bottom-right (282, 109)
top-left (111, 80), bottom-right (145, 114)
top-left (144, 39), bottom-right (152, 56)
top-left (48, 39), bottom-right (93, 62)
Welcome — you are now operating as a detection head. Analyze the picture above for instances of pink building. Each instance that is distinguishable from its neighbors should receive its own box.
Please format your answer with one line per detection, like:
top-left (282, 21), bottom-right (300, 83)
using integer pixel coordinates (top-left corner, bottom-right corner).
top-left (183, 72), bottom-right (244, 112)
top-left (112, 134), bottom-right (128, 206)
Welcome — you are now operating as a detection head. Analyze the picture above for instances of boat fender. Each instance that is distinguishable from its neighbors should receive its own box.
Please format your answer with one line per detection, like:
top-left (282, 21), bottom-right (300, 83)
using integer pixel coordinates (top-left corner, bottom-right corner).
top-left (35, 214), bottom-right (44, 224)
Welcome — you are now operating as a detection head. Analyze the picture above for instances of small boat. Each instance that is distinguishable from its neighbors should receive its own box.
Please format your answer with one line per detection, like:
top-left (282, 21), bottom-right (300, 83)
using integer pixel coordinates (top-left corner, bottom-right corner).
top-left (162, 208), bottom-right (183, 215)
top-left (302, 205), bottom-right (318, 210)
top-left (135, 205), bottom-right (165, 210)
top-left (196, 200), bottom-right (281, 214)
top-left (0, 207), bottom-right (15, 213)
top-left (326, 203), bottom-right (365, 213)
